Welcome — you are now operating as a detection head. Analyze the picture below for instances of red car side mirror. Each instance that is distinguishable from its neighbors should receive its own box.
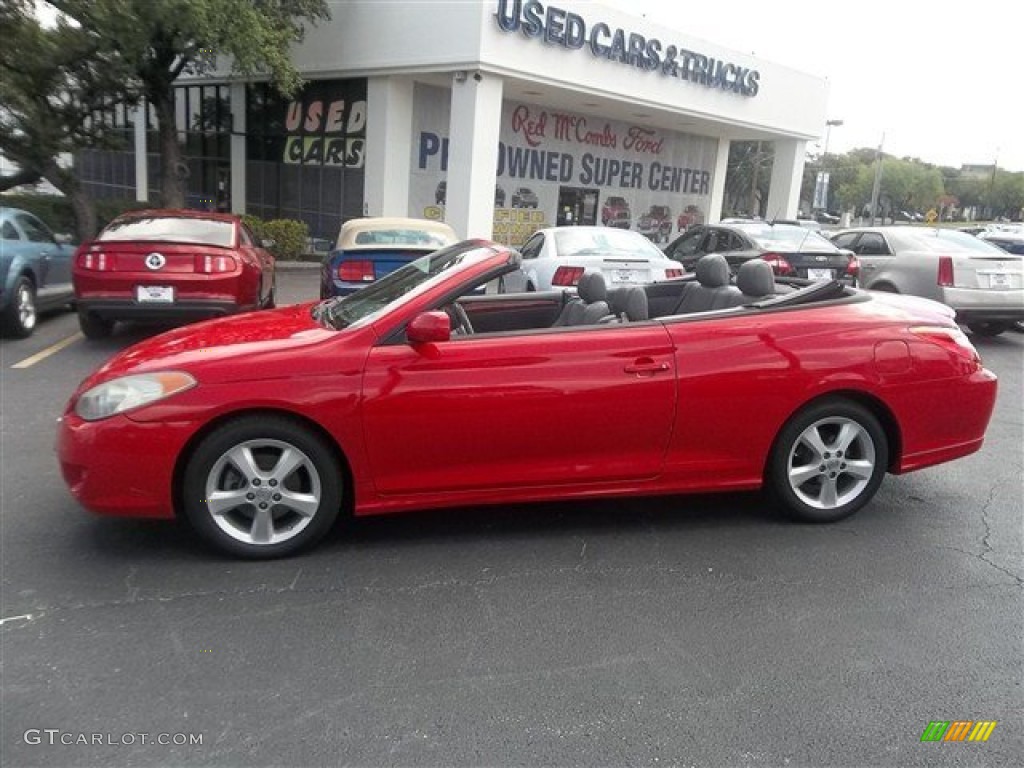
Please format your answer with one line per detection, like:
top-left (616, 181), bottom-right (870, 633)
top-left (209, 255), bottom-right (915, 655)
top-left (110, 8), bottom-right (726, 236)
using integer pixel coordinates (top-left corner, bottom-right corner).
top-left (406, 311), bottom-right (451, 344)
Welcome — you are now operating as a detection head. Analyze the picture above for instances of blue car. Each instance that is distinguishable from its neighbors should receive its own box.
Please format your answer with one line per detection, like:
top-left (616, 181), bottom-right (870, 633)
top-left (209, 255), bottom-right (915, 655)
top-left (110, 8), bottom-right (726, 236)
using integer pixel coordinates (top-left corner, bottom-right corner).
top-left (1, 206), bottom-right (76, 337)
top-left (320, 217), bottom-right (458, 298)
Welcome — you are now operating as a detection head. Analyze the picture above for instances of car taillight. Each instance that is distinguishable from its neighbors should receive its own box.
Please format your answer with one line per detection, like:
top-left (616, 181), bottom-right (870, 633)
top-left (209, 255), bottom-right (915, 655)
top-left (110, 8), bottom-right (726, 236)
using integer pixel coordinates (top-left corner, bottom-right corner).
top-left (845, 254), bottom-right (860, 277)
top-left (195, 254), bottom-right (236, 274)
top-left (664, 268), bottom-right (684, 279)
top-left (760, 252), bottom-right (794, 276)
top-left (552, 266), bottom-right (585, 286)
top-left (78, 251), bottom-right (111, 271)
top-left (937, 256), bottom-right (954, 287)
top-left (339, 260), bottom-right (375, 282)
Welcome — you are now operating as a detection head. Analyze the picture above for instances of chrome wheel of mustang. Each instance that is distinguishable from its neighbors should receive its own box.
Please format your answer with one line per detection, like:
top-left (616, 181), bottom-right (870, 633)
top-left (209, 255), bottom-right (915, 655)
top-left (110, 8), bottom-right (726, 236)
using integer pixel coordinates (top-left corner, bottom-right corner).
top-left (769, 400), bottom-right (887, 523)
top-left (183, 417), bottom-right (342, 557)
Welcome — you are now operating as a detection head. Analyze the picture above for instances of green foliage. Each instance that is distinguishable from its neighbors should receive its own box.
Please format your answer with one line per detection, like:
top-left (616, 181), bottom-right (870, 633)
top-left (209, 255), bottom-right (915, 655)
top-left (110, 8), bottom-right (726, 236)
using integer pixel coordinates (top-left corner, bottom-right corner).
top-left (243, 215), bottom-right (310, 260)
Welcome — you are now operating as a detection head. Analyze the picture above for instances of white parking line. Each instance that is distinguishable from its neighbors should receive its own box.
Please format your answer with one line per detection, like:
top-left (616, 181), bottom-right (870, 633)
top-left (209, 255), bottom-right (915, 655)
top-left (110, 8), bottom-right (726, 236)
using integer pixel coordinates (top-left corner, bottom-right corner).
top-left (10, 332), bottom-right (83, 369)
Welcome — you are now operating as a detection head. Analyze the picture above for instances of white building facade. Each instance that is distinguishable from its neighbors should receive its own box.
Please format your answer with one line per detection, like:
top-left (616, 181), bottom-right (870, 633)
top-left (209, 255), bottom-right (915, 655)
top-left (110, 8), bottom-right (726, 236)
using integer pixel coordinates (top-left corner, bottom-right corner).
top-left (124, 1), bottom-right (829, 245)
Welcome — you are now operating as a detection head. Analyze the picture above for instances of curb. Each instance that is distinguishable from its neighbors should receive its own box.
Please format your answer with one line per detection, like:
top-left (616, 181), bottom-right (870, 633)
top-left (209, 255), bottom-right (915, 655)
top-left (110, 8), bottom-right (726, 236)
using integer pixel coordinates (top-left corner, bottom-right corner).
top-left (276, 261), bottom-right (322, 271)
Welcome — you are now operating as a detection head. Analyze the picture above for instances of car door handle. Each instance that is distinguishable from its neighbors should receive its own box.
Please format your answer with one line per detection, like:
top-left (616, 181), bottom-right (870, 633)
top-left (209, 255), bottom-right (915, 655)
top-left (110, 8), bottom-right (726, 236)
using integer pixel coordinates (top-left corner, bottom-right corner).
top-left (624, 359), bottom-right (670, 375)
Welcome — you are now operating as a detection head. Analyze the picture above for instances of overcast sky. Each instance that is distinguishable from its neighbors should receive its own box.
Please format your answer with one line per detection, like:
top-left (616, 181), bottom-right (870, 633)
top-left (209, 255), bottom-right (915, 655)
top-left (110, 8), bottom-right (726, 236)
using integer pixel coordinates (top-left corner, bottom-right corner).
top-left (614, 0), bottom-right (1023, 172)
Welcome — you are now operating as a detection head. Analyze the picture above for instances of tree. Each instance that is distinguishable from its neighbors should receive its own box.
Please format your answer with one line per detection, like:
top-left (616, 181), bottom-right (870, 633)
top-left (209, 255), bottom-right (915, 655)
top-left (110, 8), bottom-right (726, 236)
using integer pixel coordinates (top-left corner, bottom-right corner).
top-left (0, 0), bottom-right (135, 239)
top-left (47, 0), bottom-right (329, 208)
top-left (724, 141), bottom-right (774, 217)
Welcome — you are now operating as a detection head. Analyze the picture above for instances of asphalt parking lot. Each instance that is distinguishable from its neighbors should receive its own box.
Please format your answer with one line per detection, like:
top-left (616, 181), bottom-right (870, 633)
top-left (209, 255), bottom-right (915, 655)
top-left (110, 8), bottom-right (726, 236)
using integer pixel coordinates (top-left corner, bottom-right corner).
top-left (1, 268), bottom-right (1021, 767)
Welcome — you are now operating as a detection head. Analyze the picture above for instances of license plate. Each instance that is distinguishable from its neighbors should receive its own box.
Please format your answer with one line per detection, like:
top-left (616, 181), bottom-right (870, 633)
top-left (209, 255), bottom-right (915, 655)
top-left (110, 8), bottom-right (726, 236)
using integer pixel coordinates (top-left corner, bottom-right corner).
top-left (611, 269), bottom-right (638, 283)
top-left (807, 268), bottom-right (833, 280)
top-left (136, 285), bottom-right (174, 303)
top-left (989, 272), bottom-right (1010, 289)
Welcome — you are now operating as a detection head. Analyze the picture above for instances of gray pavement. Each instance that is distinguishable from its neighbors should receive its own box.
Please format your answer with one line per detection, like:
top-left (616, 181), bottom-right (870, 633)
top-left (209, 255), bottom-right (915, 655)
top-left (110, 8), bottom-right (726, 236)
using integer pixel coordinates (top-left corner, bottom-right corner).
top-left (1, 271), bottom-right (1021, 767)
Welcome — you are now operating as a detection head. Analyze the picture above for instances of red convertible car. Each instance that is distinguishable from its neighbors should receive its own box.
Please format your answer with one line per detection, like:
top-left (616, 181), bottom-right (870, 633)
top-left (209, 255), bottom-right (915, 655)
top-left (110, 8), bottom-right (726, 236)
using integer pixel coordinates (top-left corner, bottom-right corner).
top-left (57, 241), bottom-right (997, 558)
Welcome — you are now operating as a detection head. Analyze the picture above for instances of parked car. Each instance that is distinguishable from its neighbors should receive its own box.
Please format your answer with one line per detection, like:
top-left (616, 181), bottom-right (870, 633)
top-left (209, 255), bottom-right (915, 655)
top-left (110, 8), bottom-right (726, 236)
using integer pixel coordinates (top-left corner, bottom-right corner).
top-left (57, 239), bottom-right (997, 557)
top-left (320, 217), bottom-right (458, 298)
top-left (815, 211), bottom-right (840, 225)
top-left (977, 230), bottom-right (1024, 255)
top-left (72, 210), bottom-right (276, 339)
top-left (676, 204), bottom-right (704, 233)
top-left (830, 226), bottom-right (1024, 337)
top-left (637, 205), bottom-right (673, 243)
top-left (664, 221), bottom-right (859, 283)
top-left (1, 206), bottom-right (75, 337)
top-left (511, 187), bottom-right (539, 208)
top-left (502, 226), bottom-right (684, 292)
top-left (601, 196), bottom-right (631, 227)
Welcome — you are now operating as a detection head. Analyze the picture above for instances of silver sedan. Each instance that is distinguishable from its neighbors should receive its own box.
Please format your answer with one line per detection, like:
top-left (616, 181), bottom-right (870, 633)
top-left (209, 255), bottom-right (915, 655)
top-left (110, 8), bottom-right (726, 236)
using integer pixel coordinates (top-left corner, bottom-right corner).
top-left (831, 226), bottom-right (1024, 337)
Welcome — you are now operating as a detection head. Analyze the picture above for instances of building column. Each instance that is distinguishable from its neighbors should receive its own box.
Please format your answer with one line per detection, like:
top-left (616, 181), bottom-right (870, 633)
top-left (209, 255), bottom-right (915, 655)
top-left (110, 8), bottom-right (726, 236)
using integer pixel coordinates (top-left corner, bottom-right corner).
top-left (708, 137), bottom-right (730, 223)
top-left (365, 76), bottom-right (414, 217)
top-left (133, 103), bottom-right (148, 202)
top-left (446, 71), bottom-right (503, 239)
top-left (229, 82), bottom-right (246, 215)
top-left (765, 139), bottom-right (807, 220)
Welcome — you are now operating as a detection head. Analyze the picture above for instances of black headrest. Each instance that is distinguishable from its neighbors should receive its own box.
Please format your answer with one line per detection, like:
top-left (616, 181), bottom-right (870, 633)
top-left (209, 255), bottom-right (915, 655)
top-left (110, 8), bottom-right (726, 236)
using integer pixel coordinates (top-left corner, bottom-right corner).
top-left (622, 286), bottom-right (648, 320)
top-left (737, 259), bottom-right (775, 297)
top-left (695, 254), bottom-right (730, 287)
top-left (578, 271), bottom-right (608, 303)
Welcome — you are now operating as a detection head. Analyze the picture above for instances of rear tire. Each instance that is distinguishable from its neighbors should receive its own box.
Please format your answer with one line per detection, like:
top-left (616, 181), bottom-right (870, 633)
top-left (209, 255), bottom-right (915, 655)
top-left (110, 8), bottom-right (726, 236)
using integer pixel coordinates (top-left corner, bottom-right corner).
top-left (182, 416), bottom-right (343, 558)
top-left (1, 276), bottom-right (37, 338)
top-left (768, 399), bottom-right (888, 523)
top-left (78, 308), bottom-right (114, 339)
top-left (967, 321), bottom-right (1010, 337)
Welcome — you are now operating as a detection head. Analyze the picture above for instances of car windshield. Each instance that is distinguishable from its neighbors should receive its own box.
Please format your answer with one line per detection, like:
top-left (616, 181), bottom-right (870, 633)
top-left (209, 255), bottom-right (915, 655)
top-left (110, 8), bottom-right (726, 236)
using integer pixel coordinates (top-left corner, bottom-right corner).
top-left (554, 228), bottom-right (662, 258)
top-left (322, 241), bottom-right (484, 328)
top-left (353, 228), bottom-right (453, 248)
top-left (733, 223), bottom-right (841, 253)
top-left (98, 216), bottom-right (235, 247)
top-left (895, 228), bottom-right (1011, 254)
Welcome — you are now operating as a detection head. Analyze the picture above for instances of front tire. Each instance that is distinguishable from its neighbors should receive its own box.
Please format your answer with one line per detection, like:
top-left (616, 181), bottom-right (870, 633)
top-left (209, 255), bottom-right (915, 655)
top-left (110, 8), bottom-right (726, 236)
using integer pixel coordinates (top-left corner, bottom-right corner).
top-left (768, 399), bottom-right (888, 523)
top-left (2, 276), bottom-right (37, 338)
top-left (182, 416), bottom-right (342, 558)
top-left (967, 321), bottom-right (1010, 337)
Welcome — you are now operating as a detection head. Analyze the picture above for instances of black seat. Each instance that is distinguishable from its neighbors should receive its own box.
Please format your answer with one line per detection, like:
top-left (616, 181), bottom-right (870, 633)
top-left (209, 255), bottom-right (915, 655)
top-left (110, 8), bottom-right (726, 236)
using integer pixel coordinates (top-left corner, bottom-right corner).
top-left (736, 259), bottom-right (776, 300)
top-left (551, 271), bottom-right (612, 326)
top-left (672, 254), bottom-right (742, 314)
top-left (608, 285), bottom-right (649, 322)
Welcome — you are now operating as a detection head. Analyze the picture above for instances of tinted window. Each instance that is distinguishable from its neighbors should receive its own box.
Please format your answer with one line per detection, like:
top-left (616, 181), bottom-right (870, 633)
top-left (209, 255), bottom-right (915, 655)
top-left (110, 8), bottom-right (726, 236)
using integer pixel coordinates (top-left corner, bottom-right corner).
top-left (2, 220), bottom-right (20, 240)
top-left (99, 216), bottom-right (236, 247)
top-left (16, 214), bottom-right (54, 243)
top-left (520, 233), bottom-right (544, 260)
top-left (858, 233), bottom-right (889, 255)
top-left (832, 232), bottom-right (859, 249)
top-left (666, 229), bottom-right (703, 258)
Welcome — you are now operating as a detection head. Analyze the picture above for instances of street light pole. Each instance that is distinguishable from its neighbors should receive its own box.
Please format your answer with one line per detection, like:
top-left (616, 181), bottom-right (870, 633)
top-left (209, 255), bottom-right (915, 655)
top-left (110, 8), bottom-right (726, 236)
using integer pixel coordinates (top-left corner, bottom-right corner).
top-left (869, 133), bottom-right (885, 226)
top-left (823, 119), bottom-right (844, 157)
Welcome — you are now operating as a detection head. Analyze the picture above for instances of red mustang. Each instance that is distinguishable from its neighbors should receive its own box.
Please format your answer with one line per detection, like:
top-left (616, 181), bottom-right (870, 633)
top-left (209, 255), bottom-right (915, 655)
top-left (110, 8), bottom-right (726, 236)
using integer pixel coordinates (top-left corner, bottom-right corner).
top-left (73, 210), bottom-right (276, 338)
top-left (57, 241), bottom-right (997, 558)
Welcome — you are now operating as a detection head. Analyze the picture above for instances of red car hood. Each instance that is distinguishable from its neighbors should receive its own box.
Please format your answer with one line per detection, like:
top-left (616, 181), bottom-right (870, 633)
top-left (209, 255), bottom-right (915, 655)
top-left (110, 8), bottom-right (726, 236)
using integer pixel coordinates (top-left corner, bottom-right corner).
top-left (83, 302), bottom-right (346, 387)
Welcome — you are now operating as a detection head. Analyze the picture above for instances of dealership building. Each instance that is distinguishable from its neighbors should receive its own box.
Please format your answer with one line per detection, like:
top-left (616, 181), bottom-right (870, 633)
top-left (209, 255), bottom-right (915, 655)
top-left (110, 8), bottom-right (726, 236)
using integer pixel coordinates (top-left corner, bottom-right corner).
top-left (79, 0), bottom-right (828, 246)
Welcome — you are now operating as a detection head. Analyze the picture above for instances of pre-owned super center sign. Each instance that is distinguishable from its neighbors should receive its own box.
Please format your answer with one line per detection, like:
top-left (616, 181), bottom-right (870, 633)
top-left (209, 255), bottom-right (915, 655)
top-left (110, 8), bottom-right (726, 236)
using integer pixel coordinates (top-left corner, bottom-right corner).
top-left (493, 0), bottom-right (761, 97)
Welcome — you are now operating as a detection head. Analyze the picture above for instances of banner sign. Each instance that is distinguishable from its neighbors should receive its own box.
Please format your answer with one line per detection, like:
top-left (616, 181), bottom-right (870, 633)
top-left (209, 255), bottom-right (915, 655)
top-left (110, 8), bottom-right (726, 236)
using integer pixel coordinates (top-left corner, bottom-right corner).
top-left (281, 79), bottom-right (367, 168)
top-left (411, 85), bottom-right (717, 246)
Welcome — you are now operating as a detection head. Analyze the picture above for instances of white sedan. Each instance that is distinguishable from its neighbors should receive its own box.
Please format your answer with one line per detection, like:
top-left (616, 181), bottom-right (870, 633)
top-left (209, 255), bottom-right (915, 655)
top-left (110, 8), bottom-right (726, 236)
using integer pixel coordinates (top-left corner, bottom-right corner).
top-left (504, 226), bottom-right (685, 292)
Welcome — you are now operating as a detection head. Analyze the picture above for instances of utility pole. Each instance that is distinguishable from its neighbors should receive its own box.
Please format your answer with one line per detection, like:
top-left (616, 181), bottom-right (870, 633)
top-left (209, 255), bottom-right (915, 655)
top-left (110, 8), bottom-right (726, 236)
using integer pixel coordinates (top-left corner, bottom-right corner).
top-left (869, 133), bottom-right (884, 226)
